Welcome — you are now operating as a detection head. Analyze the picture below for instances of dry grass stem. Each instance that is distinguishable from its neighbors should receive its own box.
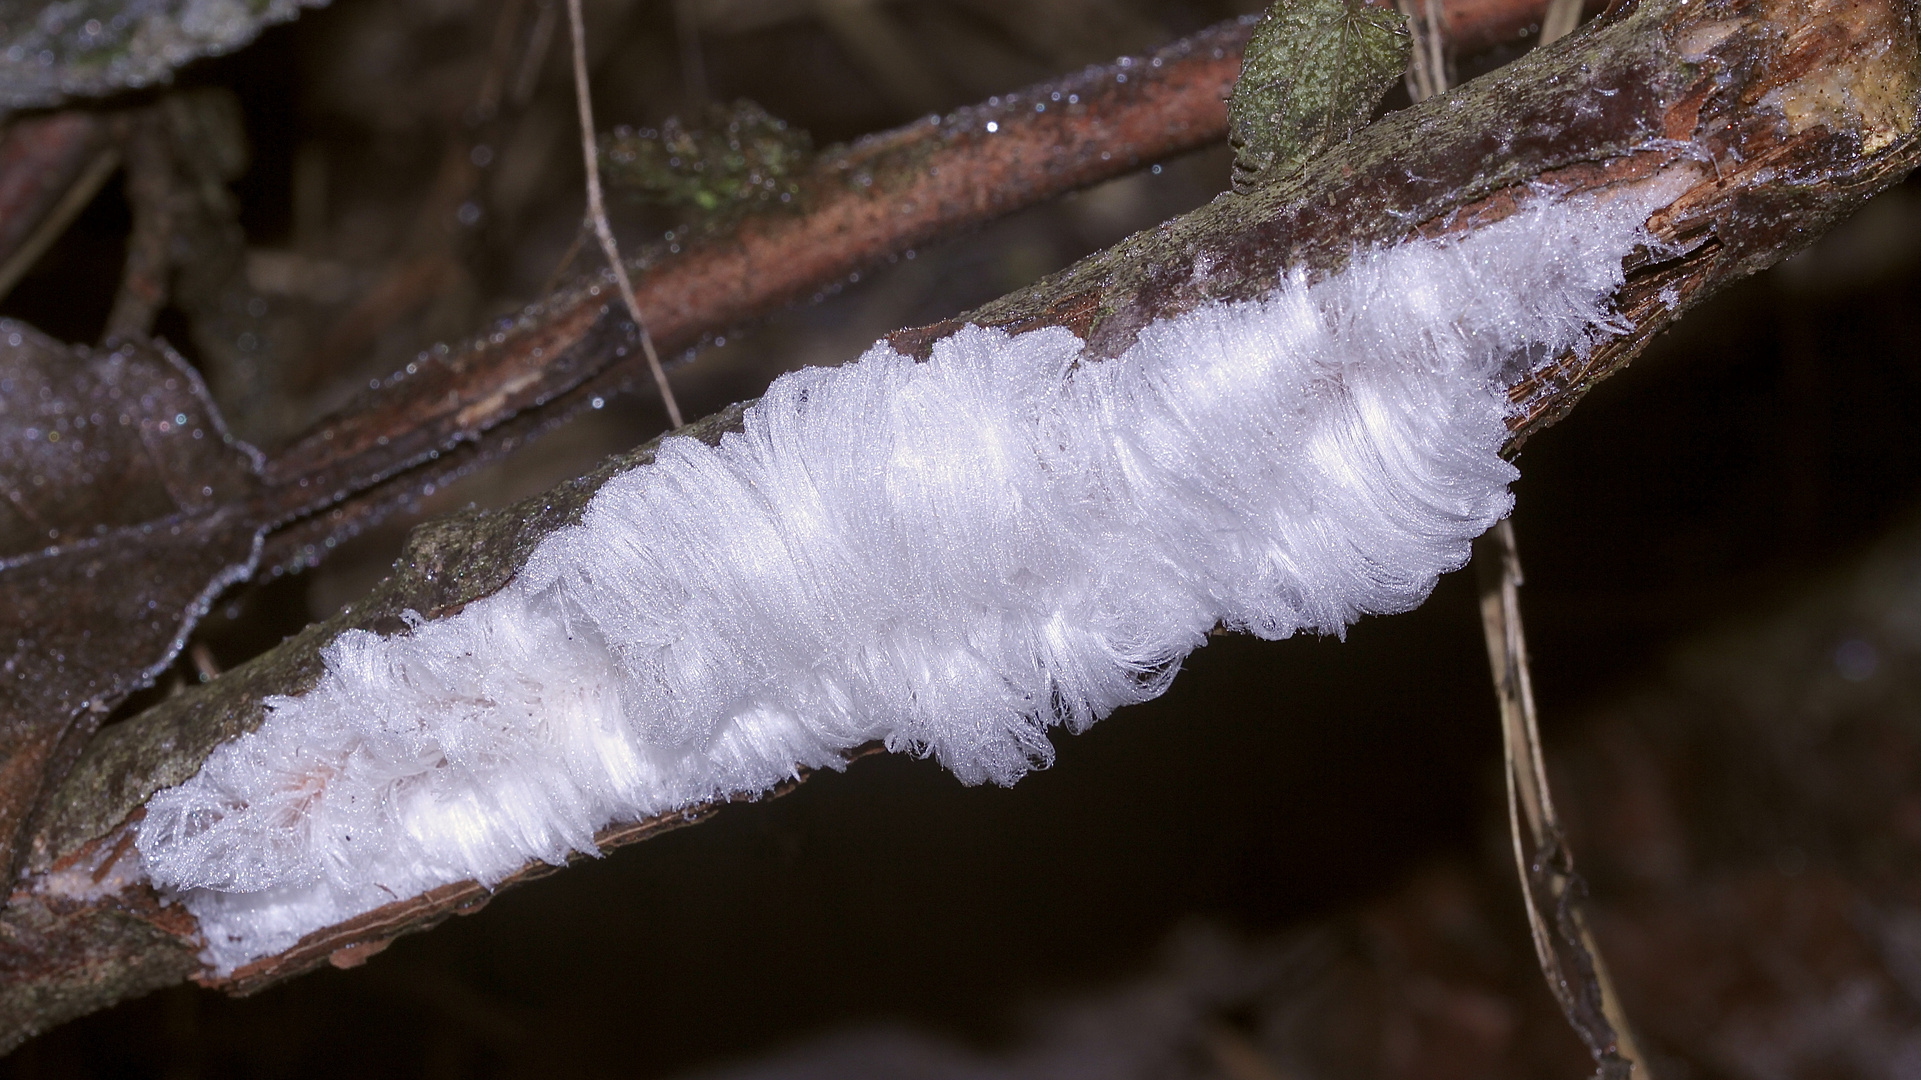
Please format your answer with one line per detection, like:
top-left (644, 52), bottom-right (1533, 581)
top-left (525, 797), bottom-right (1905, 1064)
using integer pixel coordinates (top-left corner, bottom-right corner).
top-left (566, 0), bottom-right (684, 429)
top-left (1399, 0), bottom-right (1450, 102)
top-left (1475, 519), bottom-right (1649, 1080)
top-left (1541, 0), bottom-right (1585, 44)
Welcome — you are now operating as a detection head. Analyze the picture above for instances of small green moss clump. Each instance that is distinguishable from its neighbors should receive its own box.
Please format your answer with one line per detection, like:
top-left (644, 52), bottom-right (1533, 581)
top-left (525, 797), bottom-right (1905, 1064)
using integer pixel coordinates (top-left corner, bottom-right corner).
top-left (600, 100), bottom-right (814, 215)
top-left (1227, 0), bottom-right (1409, 192)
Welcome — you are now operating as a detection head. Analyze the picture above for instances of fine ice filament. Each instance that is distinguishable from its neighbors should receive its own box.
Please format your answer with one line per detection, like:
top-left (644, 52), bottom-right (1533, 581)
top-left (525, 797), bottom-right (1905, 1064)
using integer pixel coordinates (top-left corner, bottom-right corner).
top-left (138, 185), bottom-right (1675, 973)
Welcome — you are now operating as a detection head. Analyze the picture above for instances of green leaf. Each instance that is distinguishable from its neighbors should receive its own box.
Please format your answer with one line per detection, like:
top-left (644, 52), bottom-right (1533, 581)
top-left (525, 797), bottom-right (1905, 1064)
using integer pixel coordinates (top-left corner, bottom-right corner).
top-left (1227, 0), bottom-right (1411, 192)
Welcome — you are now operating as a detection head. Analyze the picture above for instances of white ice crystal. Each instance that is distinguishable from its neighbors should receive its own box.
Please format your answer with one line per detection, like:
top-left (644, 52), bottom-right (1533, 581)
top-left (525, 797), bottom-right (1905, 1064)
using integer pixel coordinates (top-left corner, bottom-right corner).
top-left (138, 179), bottom-right (1683, 973)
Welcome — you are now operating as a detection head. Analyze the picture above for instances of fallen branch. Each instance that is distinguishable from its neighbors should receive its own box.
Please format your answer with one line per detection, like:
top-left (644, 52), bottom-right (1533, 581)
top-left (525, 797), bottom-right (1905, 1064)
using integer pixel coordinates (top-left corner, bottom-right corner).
top-left (247, 15), bottom-right (1262, 557)
top-left (1, 0), bottom-right (1915, 1049)
top-left (244, 0), bottom-right (1593, 573)
top-left (0, 1), bottom-right (1602, 857)
top-left (0, 11), bottom-right (1267, 895)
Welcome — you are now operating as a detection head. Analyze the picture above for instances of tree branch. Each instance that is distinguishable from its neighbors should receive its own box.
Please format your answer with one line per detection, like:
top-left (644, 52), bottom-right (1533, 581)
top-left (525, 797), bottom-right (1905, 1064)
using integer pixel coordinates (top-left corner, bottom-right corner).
top-left (245, 15), bottom-right (1260, 564)
top-left (0, 11), bottom-right (1266, 898)
top-left (2, 0), bottom-right (1916, 1049)
top-left (242, 0), bottom-right (1596, 572)
top-left (0, 0), bottom-right (1600, 876)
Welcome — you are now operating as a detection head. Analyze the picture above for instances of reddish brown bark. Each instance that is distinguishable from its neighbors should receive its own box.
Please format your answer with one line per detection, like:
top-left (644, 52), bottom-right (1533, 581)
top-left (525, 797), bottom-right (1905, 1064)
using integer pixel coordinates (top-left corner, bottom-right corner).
top-left (246, 18), bottom-right (1258, 549)
top-left (244, 0), bottom-right (1591, 572)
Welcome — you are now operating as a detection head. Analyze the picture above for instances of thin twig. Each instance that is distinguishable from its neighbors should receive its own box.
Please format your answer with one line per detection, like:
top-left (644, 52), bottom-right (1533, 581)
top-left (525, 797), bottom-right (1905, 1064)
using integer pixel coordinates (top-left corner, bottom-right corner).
top-left (565, 0), bottom-right (683, 429)
top-left (1474, 520), bottom-right (1649, 1080)
top-left (0, 113), bottom-right (114, 275)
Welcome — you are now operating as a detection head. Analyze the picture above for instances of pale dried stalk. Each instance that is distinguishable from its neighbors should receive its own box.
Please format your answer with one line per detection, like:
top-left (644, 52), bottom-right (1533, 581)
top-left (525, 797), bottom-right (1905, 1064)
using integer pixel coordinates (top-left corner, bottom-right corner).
top-left (1408, 30), bottom-right (1640, 1069)
top-left (1399, 0), bottom-right (1450, 102)
top-left (1475, 520), bottom-right (1648, 1080)
top-left (565, 0), bottom-right (684, 429)
top-left (1541, 0), bottom-right (1585, 45)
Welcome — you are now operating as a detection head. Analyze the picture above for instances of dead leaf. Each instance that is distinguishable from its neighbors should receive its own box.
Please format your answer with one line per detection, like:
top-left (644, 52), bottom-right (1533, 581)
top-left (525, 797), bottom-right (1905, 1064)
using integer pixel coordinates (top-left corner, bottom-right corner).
top-left (0, 326), bottom-right (263, 881)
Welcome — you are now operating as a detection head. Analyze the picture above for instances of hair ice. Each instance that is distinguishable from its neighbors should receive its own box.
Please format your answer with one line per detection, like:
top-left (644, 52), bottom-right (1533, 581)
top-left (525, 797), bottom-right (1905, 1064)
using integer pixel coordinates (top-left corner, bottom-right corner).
top-left (138, 182), bottom-right (1679, 973)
